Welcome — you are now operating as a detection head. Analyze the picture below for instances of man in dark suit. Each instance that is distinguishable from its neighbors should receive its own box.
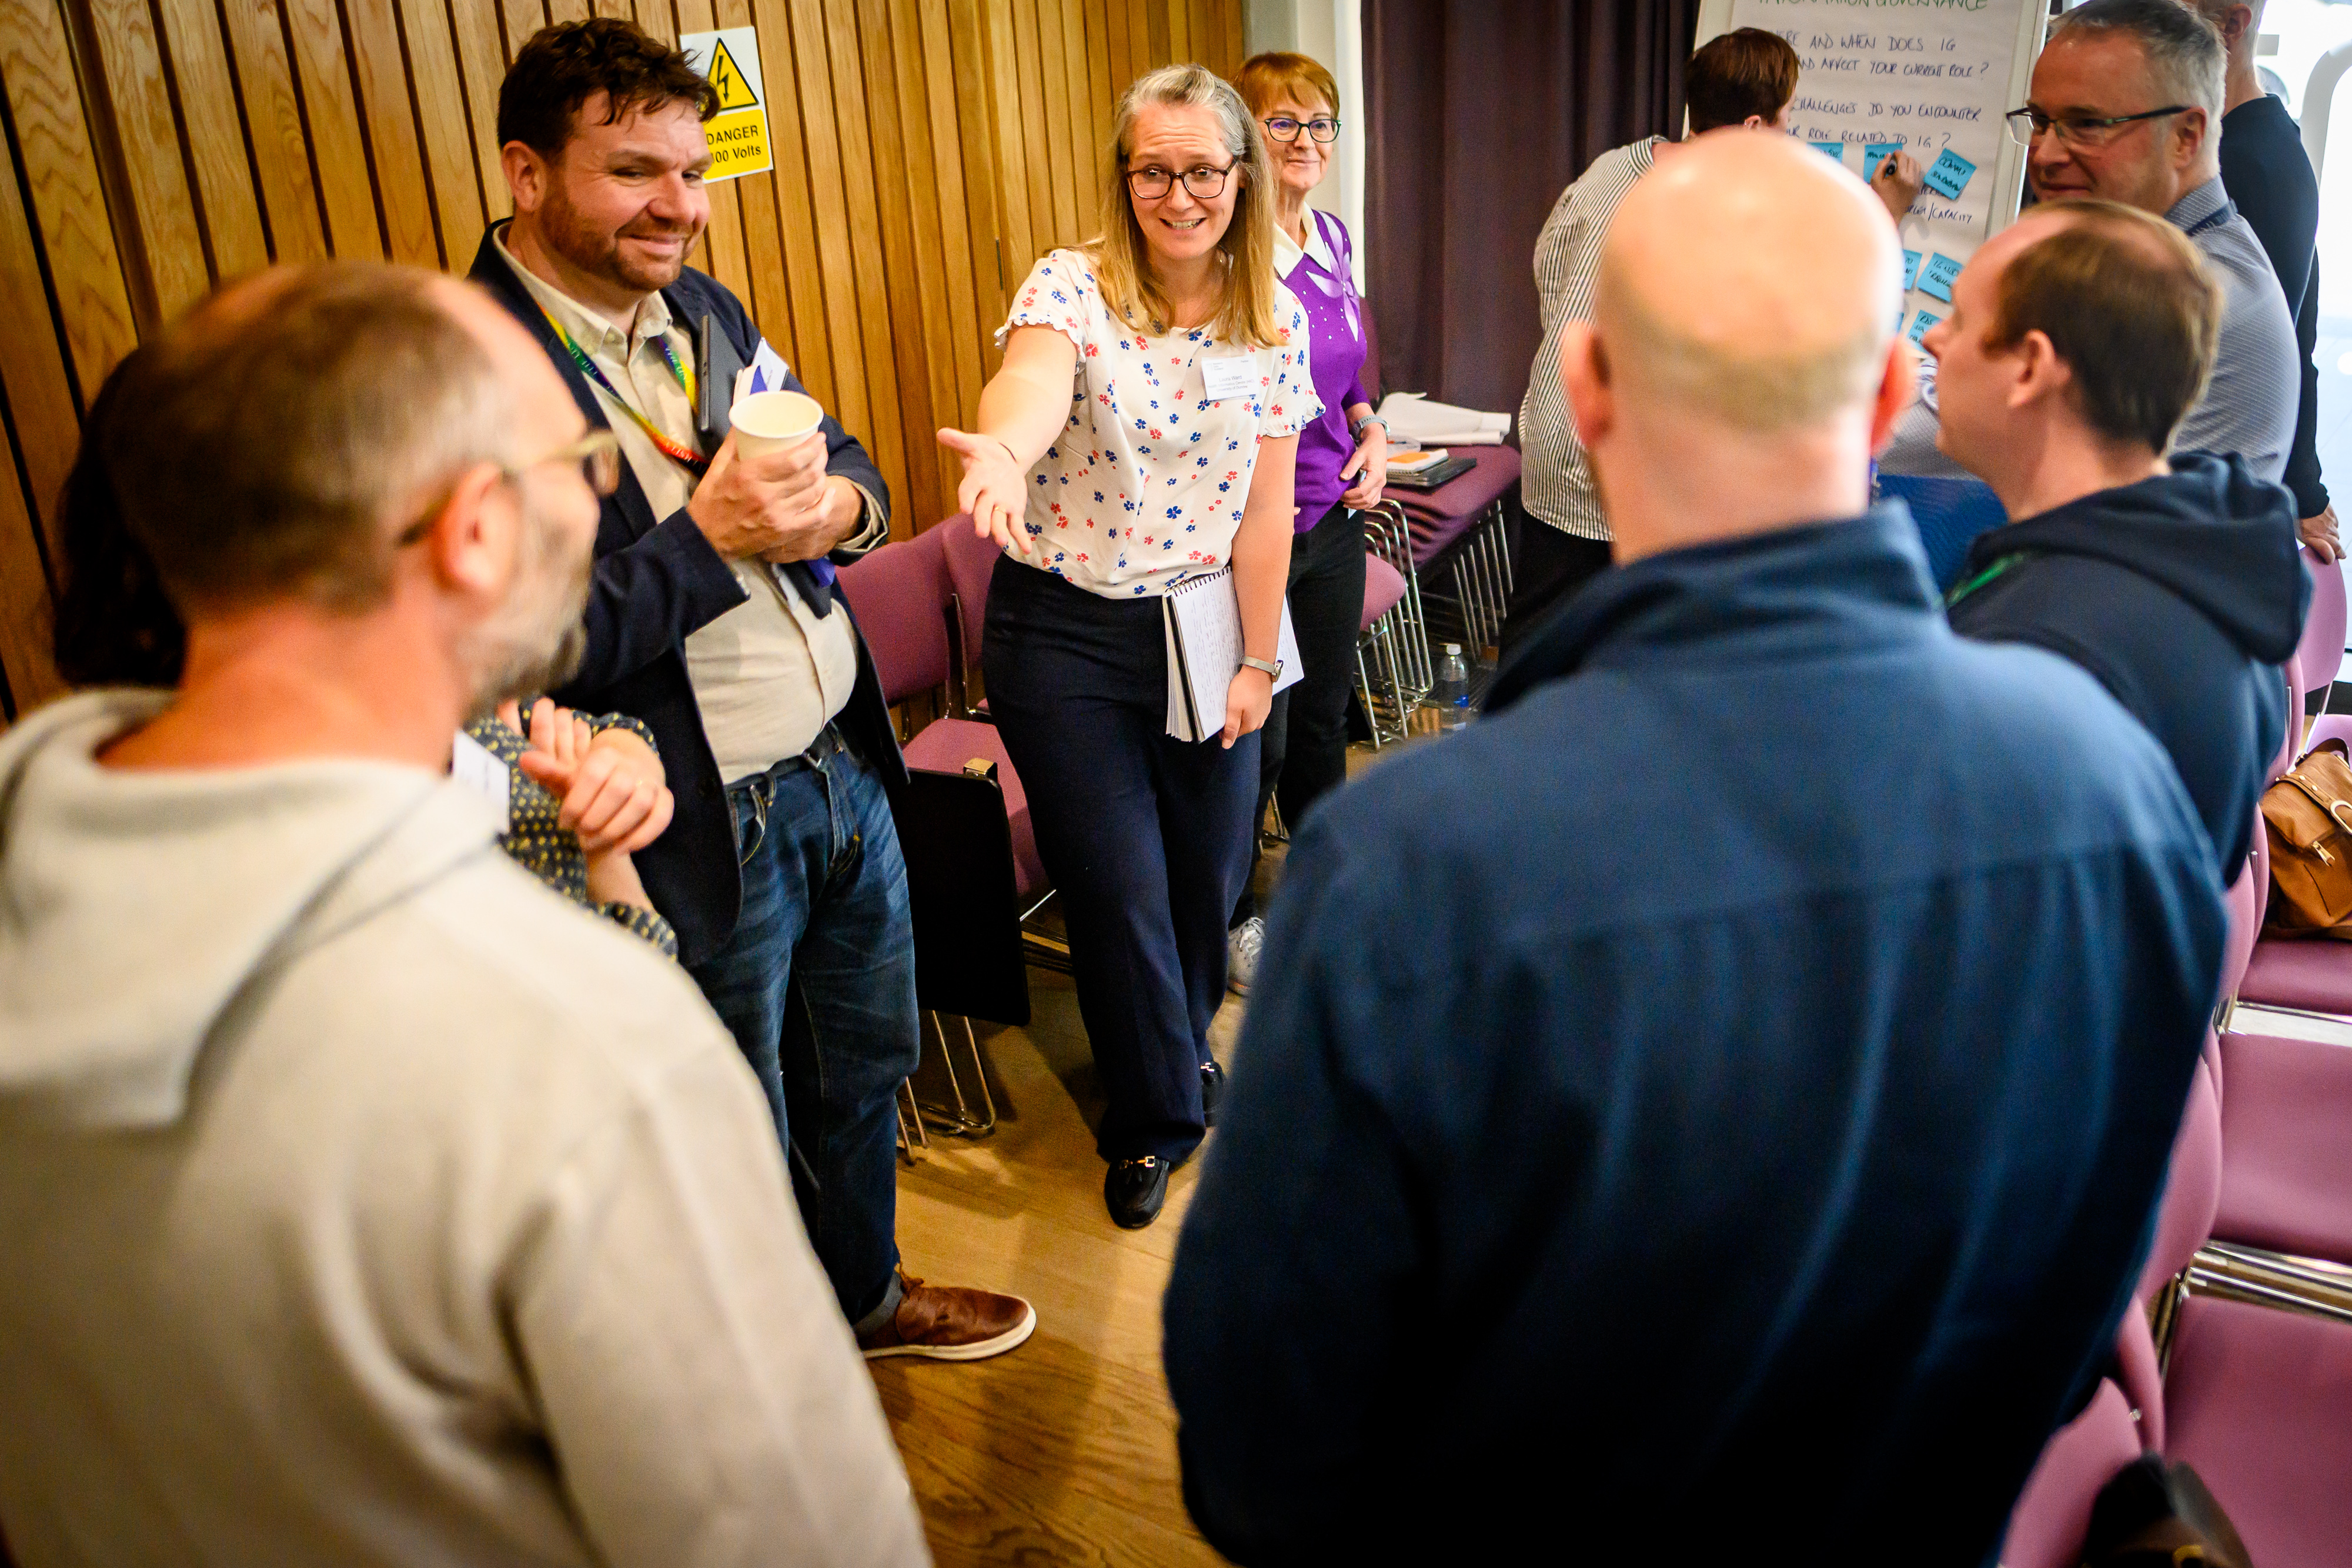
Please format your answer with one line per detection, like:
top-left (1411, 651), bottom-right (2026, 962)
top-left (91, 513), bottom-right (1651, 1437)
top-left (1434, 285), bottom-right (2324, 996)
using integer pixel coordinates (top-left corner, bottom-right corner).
top-left (475, 16), bottom-right (1031, 1360)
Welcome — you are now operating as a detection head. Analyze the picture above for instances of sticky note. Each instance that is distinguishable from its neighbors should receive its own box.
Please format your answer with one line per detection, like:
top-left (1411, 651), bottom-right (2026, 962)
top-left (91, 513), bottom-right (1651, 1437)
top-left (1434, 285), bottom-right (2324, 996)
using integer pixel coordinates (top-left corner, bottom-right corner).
top-left (1902, 249), bottom-right (1922, 292)
top-left (1923, 147), bottom-right (1977, 200)
top-left (1918, 252), bottom-right (1963, 304)
top-left (1812, 141), bottom-right (1846, 165)
top-left (1907, 310), bottom-right (1942, 345)
top-left (1865, 143), bottom-right (1903, 182)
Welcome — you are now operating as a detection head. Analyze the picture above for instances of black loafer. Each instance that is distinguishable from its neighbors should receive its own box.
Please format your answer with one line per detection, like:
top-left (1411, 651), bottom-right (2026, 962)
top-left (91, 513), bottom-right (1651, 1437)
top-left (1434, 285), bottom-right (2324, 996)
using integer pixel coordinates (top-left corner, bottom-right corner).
top-left (1200, 1059), bottom-right (1227, 1127)
top-left (1105, 1155), bottom-right (1171, 1229)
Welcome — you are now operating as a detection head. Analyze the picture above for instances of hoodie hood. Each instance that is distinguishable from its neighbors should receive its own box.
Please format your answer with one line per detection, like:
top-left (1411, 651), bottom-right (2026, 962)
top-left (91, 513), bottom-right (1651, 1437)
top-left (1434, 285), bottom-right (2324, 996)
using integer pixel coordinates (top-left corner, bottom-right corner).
top-left (1963, 453), bottom-right (2308, 664)
top-left (0, 691), bottom-right (498, 1132)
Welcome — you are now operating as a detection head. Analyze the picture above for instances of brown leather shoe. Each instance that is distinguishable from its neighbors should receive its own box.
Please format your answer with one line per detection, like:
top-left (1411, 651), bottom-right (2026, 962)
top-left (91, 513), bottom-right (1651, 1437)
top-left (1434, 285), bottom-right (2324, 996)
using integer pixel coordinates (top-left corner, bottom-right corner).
top-left (857, 1273), bottom-right (1036, 1362)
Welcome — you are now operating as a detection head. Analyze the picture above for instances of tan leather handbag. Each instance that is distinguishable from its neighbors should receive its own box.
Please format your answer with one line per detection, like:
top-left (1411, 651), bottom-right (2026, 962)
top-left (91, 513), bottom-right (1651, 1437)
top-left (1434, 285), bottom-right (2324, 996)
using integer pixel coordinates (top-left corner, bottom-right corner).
top-left (2262, 740), bottom-right (2352, 938)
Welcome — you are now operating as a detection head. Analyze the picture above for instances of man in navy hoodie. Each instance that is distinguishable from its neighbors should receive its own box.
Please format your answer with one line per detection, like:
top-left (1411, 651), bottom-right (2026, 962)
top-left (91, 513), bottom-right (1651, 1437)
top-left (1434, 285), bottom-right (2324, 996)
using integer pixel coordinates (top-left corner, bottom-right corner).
top-left (1927, 199), bottom-right (2306, 875)
top-left (1164, 132), bottom-right (2224, 1565)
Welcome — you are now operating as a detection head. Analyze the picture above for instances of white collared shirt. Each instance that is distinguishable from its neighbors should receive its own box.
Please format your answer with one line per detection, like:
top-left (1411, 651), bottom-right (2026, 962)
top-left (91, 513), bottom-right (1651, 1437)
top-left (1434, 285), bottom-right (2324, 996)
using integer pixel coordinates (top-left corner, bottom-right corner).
top-left (496, 229), bottom-right (865, 783)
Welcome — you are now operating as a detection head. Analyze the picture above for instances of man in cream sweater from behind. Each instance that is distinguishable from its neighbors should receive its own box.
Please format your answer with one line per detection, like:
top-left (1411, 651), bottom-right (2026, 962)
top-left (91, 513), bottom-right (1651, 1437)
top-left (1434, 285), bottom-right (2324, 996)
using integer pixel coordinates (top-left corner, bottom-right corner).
top-left (0, 263), bottom-right (928, 1566)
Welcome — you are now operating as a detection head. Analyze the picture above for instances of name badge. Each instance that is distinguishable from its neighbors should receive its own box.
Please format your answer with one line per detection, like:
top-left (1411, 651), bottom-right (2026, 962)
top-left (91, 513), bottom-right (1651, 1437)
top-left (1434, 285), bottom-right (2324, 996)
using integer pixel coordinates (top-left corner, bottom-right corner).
top-left (1200, 353), bottom-right (1261, 404)
top-left (450, 730), bottom-right (513, 836)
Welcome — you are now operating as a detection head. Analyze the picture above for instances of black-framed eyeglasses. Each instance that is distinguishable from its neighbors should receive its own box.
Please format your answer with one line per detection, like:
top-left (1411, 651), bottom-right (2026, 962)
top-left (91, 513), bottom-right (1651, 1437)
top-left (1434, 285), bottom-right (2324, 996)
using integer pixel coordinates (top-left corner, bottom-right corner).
top-left (1126, 162), bottom-right (1235, 199)
top-left (1262, 115), bottom-right (1340, 144)
top-left (396, 430), bottom-right (623, 546)
top-left (2004, 104), bottom-right (2192, 149)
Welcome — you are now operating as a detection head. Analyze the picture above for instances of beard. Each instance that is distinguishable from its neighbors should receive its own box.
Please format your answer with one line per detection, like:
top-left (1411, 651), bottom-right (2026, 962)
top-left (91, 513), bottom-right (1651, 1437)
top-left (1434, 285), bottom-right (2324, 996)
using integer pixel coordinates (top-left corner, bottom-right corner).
top-left (463, 497), bottom-right (595, 720)
top-left (542, 179), bottom-right (701, 296)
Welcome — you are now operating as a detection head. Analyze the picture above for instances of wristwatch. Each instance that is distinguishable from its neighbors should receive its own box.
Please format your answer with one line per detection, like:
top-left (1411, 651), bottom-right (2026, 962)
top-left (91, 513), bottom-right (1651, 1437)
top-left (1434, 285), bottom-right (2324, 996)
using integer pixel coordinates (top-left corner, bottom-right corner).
top-left (1349, 413), bottom-right (1387, 440)
top-left (1241, 654), bottom-right (1284, 681)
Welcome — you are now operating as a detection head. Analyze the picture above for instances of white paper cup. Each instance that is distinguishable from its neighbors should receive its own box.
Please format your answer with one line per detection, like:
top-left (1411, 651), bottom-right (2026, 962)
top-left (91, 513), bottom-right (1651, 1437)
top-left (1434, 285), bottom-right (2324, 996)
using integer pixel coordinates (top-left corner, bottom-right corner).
top-left (731, 390), bottom-right (824, 459)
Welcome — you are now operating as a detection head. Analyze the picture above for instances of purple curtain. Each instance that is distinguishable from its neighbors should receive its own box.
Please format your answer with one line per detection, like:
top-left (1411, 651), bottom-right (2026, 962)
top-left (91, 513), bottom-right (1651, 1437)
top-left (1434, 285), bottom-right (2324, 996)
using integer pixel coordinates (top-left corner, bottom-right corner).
top-left (1366, 0), bottom-right (1699, 416)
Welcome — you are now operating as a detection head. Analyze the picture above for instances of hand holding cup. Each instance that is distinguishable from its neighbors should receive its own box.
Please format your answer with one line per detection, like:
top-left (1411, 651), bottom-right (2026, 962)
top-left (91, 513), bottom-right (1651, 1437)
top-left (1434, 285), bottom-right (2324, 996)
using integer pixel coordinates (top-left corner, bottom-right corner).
top-left (689, 390), bottom-right (838, 561)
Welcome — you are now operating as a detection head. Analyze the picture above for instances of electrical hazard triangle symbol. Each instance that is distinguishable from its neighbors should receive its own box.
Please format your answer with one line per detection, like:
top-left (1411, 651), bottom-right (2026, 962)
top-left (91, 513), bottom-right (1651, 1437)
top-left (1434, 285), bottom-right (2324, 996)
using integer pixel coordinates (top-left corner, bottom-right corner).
top-left (706, 40), bottom-right (759, 111)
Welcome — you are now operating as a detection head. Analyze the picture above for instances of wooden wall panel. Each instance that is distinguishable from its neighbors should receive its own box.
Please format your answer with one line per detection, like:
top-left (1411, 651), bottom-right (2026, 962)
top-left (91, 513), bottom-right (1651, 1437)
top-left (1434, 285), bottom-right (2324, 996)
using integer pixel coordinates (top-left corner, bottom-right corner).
top-left (0, 0), bottom-right (1239, 723)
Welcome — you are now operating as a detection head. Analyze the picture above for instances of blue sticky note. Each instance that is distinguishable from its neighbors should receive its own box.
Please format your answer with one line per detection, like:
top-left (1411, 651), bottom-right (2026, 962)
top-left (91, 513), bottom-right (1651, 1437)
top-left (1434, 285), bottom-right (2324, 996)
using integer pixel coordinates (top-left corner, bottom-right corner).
top-left (1923, 147), bottom-right (1977, 200)
top-left (1907, 310), bottom-right (1942, 345)
top-left (1902, 249), bottom-right (1922, 292)
top-left (1919, 252), bottom-right (1963, 304)
top-left (1865, 143), bottom-right (1903, 182)
top-left (1812, 141), bottom-right (1846, 165)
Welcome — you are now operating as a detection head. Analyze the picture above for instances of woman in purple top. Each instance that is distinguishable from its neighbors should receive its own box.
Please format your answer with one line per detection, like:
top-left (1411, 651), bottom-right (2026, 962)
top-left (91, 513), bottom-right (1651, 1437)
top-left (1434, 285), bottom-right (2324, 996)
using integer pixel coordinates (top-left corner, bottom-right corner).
top-left (1227, 52), bottom-right (1387, 991)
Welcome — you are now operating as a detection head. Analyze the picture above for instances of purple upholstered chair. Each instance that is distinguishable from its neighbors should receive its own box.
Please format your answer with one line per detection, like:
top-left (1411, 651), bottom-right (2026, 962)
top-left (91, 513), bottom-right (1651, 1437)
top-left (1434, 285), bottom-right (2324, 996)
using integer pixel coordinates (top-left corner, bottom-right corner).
top-left (2001, 1377), bottom-right (2147, 1568)
top-left (838, 523), bottom-right (1053, 1142)
top-left (2295, 546), bottom-right (2346, 704)
top-left (2163, 1296), bottom-right (2352, 1568)
top-left (1395, 446), bottom-right (1522, 655)
top-left (936, 511), bottom-right (1001, 720)
top-left (2142, 1054), bottom-right (2225, 1309)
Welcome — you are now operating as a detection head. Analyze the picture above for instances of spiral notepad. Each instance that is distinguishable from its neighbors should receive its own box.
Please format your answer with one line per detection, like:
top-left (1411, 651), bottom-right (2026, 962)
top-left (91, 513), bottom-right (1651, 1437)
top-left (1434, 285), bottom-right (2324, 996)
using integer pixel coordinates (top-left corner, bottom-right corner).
top-left (1162, 569), bottom-right (1303, 743)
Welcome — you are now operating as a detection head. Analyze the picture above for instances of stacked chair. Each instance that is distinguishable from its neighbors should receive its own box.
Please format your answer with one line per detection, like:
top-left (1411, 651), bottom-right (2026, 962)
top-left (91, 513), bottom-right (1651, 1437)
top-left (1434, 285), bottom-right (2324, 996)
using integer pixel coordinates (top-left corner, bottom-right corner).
top-left (2153, 553), bottom-right (2352, 1568)
top-left (1354, 501), bottom-right (1432, 748)
top-left (836, 519), bottom-right (1051, 1154)
top-left (1394, 450), bottom-right (1519, 658)
top-left (2007, 551), bottom-right (2352, 1566)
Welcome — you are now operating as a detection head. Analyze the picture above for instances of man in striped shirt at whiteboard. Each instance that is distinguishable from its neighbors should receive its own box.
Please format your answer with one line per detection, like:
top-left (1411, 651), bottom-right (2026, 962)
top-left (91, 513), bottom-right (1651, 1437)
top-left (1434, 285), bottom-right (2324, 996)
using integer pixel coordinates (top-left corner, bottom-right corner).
top-left (1507, 27), bottom-right (1925, 653)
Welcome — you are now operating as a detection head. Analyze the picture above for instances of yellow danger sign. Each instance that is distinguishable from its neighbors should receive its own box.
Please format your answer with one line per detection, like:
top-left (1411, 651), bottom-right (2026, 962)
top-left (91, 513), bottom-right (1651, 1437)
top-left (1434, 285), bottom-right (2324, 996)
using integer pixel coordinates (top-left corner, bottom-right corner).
top-left (706, 39), bottom-right (757, 111)
top-left (680, 28), bottom-right (771, 182)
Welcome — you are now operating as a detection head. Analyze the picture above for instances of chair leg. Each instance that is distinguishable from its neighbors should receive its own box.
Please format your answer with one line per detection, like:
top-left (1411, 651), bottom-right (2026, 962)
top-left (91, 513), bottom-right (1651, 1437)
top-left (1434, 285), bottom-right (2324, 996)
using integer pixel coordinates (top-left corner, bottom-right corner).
top-left (895, 1079), bottom-right (926, 1165)
top-left (914, 1010), bottom-right (999, 1138)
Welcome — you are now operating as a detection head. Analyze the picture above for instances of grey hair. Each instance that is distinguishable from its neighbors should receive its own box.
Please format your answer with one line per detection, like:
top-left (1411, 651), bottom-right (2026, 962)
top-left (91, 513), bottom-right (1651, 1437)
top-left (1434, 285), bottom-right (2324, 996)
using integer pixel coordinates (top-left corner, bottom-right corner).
top-left (2053, 0), bottom-right (2226, 125)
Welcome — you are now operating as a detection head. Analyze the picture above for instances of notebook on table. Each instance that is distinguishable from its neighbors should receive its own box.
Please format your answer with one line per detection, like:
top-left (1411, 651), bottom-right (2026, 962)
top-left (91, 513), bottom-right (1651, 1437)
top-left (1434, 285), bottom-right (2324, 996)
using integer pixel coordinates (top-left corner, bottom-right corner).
top-left (1162, 569), bottom-right (1304, 742)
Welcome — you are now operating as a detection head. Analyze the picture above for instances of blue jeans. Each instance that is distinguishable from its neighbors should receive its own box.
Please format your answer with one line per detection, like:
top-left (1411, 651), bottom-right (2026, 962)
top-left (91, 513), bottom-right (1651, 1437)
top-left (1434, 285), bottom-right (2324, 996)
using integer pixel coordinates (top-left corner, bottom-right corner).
top-left (687, 726), bottom-right (919, 1332)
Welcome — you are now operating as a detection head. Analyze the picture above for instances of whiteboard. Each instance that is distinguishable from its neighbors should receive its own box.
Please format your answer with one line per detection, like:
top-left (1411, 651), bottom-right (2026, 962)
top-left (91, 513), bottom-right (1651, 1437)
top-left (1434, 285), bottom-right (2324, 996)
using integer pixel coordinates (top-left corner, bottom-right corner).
top-left (1693, 0), bottom-right (2047, 346)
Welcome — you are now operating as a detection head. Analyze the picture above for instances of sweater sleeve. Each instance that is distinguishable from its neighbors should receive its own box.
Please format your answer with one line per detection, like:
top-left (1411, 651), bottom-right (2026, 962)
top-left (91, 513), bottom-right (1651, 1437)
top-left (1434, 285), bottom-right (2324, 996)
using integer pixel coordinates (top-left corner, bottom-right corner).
top-left (513, 1034), bottom-right (930, 1568)
top-left (1162, 822), bottom-right (1426, 1563)
top-left (2286, 260), bottom-right (2328, 517)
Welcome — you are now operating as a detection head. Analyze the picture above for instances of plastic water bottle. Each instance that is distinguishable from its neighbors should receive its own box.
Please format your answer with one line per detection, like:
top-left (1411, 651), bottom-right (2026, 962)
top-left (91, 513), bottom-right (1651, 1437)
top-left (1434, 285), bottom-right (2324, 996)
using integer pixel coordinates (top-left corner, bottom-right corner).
top-left (1433, 644), bottom-right (1472, 732)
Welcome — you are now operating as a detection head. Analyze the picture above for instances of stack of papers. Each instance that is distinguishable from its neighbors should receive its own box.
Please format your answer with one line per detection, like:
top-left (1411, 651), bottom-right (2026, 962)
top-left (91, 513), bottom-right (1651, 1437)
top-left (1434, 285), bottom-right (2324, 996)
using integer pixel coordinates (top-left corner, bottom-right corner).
top-left (1377, 392), bottom-right (1510, 447)
top-left (1387, 447), bottom-right (1450, 473)
top-left (1163, 570), bottom-right (1303, 741)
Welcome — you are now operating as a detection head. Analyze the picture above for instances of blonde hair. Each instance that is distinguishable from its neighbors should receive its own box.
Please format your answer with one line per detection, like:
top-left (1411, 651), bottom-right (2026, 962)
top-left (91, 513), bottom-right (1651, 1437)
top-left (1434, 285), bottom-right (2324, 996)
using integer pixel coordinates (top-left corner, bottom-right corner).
top-left (1086, 63), bottom-right (1283, 348)
top-left (1235, 51), bottom-right (1339, 119)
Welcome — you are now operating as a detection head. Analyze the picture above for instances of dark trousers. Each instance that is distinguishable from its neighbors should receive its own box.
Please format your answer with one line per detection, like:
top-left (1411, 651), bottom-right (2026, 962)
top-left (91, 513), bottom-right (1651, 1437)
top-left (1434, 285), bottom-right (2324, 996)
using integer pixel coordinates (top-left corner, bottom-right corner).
top-left (686, 727), bottom-right (920, 1332)
top-left (984, 556), bottom-right (1259, 1165)
top-left (1234, 502), bottom-right (1364, 927)
top-left (1498, 520), bottom-right (1616, 659)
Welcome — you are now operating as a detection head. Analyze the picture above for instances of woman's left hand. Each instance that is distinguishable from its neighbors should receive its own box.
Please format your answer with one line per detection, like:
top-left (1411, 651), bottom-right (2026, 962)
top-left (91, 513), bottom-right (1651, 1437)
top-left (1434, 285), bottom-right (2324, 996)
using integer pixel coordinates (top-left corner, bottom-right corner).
top-left (515, 698), bottom-right (675, 857)
top-left (1222, 666), bottom-right (1275, 748)
top-left (1340, 422), bottom-right (1387, 509)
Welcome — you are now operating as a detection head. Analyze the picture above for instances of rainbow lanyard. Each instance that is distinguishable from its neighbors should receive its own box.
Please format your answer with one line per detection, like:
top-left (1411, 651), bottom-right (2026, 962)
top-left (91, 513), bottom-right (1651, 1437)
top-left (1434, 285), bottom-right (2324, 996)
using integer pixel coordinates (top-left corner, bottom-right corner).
top-left (543, 307), bottom-right (706, 473)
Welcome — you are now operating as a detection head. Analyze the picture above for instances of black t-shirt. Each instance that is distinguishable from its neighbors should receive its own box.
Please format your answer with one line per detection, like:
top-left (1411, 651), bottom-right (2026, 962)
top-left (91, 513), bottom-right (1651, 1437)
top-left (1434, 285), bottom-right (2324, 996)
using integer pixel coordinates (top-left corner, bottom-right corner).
top-left (2219, 95), bottom-right (2327, 514)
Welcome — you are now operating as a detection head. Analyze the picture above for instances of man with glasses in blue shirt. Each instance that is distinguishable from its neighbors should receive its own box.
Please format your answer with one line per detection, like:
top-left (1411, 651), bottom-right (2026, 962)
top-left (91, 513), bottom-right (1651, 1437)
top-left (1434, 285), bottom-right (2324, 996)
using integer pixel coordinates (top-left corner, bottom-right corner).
top-left (1882, 0), bottom-right (2295, 491)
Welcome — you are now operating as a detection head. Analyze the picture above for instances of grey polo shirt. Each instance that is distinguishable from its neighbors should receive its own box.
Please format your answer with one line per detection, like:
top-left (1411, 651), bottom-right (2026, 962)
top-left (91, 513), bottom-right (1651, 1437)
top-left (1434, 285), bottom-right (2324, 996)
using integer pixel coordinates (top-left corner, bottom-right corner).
top-left (1881, 175), bottom-right (2298, 484)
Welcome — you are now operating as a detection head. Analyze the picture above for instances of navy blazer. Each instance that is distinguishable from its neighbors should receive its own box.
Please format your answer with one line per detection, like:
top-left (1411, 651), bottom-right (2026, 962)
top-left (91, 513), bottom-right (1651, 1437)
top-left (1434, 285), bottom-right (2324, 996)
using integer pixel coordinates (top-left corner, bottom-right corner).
top-left (469, 226), bottom-right (907, 967)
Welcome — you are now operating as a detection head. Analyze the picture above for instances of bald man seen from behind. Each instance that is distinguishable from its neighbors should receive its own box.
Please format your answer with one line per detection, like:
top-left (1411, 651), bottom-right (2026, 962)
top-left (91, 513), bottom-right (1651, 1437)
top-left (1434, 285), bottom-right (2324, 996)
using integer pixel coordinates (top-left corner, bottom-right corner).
top-left (1164, 132), bottom-right (2225, 1566)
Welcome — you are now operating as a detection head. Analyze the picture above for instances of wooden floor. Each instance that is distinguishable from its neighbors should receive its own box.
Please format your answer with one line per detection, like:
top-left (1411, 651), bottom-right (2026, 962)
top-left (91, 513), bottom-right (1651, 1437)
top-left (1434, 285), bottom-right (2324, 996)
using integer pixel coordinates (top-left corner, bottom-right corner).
top-left (871, 717), bottom-right (1445, 1563)
top-left (874, 967), bottom-right (1244, 1566)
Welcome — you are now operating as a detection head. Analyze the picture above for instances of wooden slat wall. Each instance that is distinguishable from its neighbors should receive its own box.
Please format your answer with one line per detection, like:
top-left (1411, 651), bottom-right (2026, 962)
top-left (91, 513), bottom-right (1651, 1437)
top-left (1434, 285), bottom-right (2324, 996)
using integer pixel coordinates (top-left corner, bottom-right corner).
top-left (0, 0), bottom-right (1238, 723)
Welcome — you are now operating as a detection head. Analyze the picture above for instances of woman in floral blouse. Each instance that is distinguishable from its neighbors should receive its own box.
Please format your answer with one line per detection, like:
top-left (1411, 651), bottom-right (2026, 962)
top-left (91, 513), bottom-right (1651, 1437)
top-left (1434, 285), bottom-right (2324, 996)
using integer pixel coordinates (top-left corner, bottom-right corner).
top-left (939, 62), bottom-right (1319, 1229)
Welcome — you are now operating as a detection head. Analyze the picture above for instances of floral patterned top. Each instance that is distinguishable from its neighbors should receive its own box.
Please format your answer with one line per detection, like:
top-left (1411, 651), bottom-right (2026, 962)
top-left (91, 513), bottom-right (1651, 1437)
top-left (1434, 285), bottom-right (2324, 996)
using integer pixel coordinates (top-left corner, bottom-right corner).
top-left (996, 248), bottom-right (1321, 598)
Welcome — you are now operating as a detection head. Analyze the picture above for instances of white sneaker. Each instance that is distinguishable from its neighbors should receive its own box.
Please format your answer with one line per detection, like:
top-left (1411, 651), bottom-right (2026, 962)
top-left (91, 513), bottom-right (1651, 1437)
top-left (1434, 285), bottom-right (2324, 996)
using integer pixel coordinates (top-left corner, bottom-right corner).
top-left (1228, 917), bottom-right (1265, 995)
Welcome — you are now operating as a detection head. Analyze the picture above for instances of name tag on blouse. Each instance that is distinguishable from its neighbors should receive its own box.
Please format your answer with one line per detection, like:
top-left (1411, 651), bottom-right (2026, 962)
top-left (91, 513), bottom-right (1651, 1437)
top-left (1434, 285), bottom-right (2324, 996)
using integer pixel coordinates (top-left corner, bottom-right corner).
top-left (1200, 353), bottom-right (1261, 403)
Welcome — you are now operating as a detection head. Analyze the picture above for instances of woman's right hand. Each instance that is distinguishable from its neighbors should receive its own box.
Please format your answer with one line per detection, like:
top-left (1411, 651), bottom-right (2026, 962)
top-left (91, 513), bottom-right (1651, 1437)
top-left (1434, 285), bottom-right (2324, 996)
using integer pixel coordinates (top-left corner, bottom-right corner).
top-left (938, 428), bottom-right (1039, 561)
